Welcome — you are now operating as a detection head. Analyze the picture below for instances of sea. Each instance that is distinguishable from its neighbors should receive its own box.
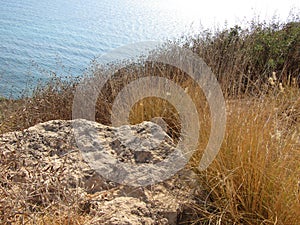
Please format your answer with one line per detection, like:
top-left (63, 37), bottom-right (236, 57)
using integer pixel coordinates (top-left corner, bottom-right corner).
top-left (0, 0), bottom-right (206, 98)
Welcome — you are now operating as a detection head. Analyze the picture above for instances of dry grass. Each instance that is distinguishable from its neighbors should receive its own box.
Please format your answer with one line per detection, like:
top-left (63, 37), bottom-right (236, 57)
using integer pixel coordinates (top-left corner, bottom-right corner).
top-left (0, 76), bottom-right (76, 134)
top-left (0, 19), bottom-right (299, 224)
top-left (191, 88), bottom-right (300, 224)
top-left (0, 135), bottom-right (92, 225)
top-left (1, 70), bottom-right (299, 225)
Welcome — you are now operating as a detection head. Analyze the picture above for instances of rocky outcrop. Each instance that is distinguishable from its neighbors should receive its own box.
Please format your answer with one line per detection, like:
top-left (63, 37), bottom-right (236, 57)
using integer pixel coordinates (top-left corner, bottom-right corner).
top-left (0, 119), bottom-right (200, 224)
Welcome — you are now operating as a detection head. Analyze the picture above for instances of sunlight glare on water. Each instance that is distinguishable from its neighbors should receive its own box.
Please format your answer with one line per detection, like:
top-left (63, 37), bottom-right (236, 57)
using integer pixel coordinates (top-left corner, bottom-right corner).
top-left (0, 0), bottom-right (298, 98)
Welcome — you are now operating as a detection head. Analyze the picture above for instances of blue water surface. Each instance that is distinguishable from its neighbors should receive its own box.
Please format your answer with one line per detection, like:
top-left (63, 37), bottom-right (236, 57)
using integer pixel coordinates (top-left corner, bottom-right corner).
top-left (0, 0), bottom-right (199, 98)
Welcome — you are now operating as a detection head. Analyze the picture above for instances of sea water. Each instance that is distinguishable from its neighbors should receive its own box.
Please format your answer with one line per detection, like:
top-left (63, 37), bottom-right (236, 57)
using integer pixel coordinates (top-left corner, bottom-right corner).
top-left (0, 0), bottom-right (202, 98)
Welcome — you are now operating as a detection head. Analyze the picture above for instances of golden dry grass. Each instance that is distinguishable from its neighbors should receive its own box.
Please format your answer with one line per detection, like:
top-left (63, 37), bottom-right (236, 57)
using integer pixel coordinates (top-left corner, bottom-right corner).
top-left (1, 68), bottom-right (299, 224)
top-left (0, 20), bottom-right (299, 224)
top-left (191, 88), bottom-right (300, 224)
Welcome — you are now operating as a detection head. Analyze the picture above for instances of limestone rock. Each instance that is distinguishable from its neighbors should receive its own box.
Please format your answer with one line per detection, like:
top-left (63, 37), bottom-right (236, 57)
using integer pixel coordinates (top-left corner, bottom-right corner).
top-left (0, 119), bottom-right (199, 224)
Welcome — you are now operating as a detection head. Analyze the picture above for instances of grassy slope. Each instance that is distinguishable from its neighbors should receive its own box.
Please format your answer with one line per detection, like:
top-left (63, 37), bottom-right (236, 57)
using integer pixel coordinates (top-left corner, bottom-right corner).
top-left (0, 19), bottom-right (299, 224)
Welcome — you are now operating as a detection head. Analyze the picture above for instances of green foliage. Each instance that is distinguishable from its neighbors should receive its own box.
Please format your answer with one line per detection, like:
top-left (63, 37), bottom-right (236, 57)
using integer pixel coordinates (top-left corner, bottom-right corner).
top-left (249, 21), bottom-right (300, 75)
top-left (188, 18), bottom-right (300, 96)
